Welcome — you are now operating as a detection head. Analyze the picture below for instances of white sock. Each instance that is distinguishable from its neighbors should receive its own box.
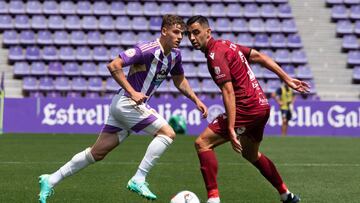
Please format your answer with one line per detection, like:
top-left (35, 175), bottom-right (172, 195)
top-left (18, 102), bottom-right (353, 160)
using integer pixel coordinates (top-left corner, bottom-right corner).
top-left (132, 135), bottom-right (173, 182)
top-left (48, 148), bottom-right (95, 187)
top-left (280, 190), bottom-right (291, 201)
top-left (207, 197), bottom-right (220, 203)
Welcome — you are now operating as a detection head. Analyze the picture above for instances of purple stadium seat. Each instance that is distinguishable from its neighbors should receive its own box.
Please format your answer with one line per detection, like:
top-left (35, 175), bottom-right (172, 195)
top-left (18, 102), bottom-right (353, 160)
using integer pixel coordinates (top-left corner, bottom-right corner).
top-left (159, 3), bottom-right (175, 15)
top-left (261, 49), bottom-right (274, 59)
top-left (353, 66), bottom-right (360, 82)
top-left (275, 49), bottom-right (291, 64)
top-left (244, 4), bottom-right (260, 18)
top-left (296, 65), bottom-right (313, 79)
top-left (331, 5), bottom-right (348, 20)
top-left (132, 17), bottom-right (148, 30)
top-left (54, 31), bottom-right (70, 45)
top-left (193, 50), bottom-right (207, 62)
top-left (31, 62), bottom-right (47, 76)
top-left (26, 46), bottom-right (41, 60)
top-left (23, 77), bottom-right (38, 91)
top-left (87, 31), bottom-right (103, 45)
top-left (232, 19), bottom-right (248, 32)
top-left (67, 91), bottom-right (82, 98)
top-left (101, 74), bottom-right (119, 90)
top-left (42, 46), bottom-right (58, 61)
top-left (48, 62), bottom-right (63, 76)
top-left (15, 15), bottom-right (30, 29)
top-left (220, 33), bottom-right (237, 42)
top-left (254, 34), bottom-right (270, 48)
top-left (237, 33), bottom-right (254, 47)
top-left (278, 4), bottom-right (293, 18)
top-left (188, 79), bottom-right (201, 93)
top-left (137, 32), bottom-right (152, 43)
top-left (85, 92), bottom-right (101, 98)
top-left (48, 16), bottom-right (64, 30)
top-left (93, 46), bottom-right (108, 61)
top-left (88, 77), bottom-right (103, 92)
top-left (13, 62), bottom-right (30, 76)
top-left (348, 51), bottom-right (360, 66)
top-left (287, 34), bottom-right (303, 49)
top-left (76, 46), bottom-right (92, 61)
top-left (251, 64), bottom-right (263, 78)
top-left (292, 50), bottom-right (308, 64)
top-left (177, 3), bottom-right (193, 17)
top-left (182, 63), bottom-right (197, 77)
top-left (202, 79), bottom-right (219, 93)
top-left (120, 31), bottom-right (136, 46)
top-left (26, 0), bottom-right (41, 14)
top-left (110, 2), bottom-right (125, 16)
top-left (71, 31), bottom-right (86, 45)
top-left (9, 0), bottom-right (25, 14)
top-left (282, 64), bottom-right (296, 77)
top-left (0, 15), bottom-right (13, 29)
top-left (263, 68), bottom-right (278, 79)
top-left (0, 1), bottom-right (8, 14)
top-left (197, 63), bottom-right (211, 78)
top-left (227, 4), bottom-right (242, 18)
top-left (265, 19), bottom-right (282, 33)
top-left (82, 16), bottom-right (98, 30)
top-left (109, 47), bottom-right (121, 60)
top-left (144, 2), bottom-right (160, 16)
top-left (76, 1), bottom-right (92, 15)
top-left (194, 3), bottom-right (210, 16)
top-left (37, 30), bottom-right (52, 45)
top-left (265, 79), bottom-right (281, 94)
top-left (43, 1), bottom-right (58, 15)
top-left (54, 77), bottom-right (71, 91)
top-left (98, 62), bottom-right (111, 77)
top-left (99, 16), bottom-right (114, 30)
top-left (127, 2), bottom-right (143, 16)
top-left (59, 46), bottom-right (75, 61)
top-left (32, 15), bottom-right (47, 29)
top-left (210, 4), bottom-right (226, 17)
top-left (336, 20), bottom-right (353, 35)
top-left (342, 35), bottom-right (359, 50)
top-left (81, 62), bottom-right (97, 76)
top-left (282, 19), bottom-right (297, 33)
top-left (104, 31), bottom-right (120, 46)
top-left (350, 5), bottom-right (360, 20)
top-left (355, 21), bottom-right (360, 35)
top-left (181, 48), bottom-right (192, 62)
top-left (249, 19), bottom-right (265, 33)
top-left (72, 77), bottom-right (87, 91)
top-left (157, 80), bottom-right (169, 93)
top-left (3, 30), bottom-right (18, 45)
top-left (149, 16), bottom-right (162, 31)
top-left (344, 0), bottom-right (360, 5)
top-left (215, 18), bottom-right (231, 32)
top-left (115, 16), bottom-right (131, 30)
top-left (326, 0), bottom-right (343, 6)
top-left (59, 1), bottom-right (75, 15)
top-left (270, 34), bottom-right (286, 48)
top-left (64, 62), bottom-right (80, 76)
top-left (65, 15), bottom-right (81, 30)
top-left (93, 1), bottom-right (109, 15)
top-left (261, 4), bottom-right (277, 18)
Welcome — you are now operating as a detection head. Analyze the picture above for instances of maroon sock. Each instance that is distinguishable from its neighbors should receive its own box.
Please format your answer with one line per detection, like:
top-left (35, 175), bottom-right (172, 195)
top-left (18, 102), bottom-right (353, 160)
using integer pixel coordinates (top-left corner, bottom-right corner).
top-left (253, 153), bottom-right (288, 194)
top-left (198, 150), bottom-right (219, 198)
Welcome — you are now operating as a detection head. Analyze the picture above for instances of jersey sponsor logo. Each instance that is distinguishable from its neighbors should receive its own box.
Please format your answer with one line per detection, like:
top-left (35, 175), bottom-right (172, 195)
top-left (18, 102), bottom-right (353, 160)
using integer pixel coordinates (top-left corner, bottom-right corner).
top-left (207, 104), bottom-right (225, 123)
top-left (125, 48), bottom-right (136, 57)
top-left (214, 66), bottom-right (221, 75)
top-left (209, 52), bottom-right (215, 60)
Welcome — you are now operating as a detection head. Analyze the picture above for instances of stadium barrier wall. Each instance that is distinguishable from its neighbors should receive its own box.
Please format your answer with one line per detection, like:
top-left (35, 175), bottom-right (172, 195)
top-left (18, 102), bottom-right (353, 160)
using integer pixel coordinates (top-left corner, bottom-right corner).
top-left (3, 97), bottom-right (360, 136)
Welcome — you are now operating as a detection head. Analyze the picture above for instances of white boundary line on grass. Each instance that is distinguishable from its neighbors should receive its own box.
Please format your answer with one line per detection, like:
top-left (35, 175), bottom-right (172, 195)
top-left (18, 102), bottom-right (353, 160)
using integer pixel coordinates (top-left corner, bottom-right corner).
top-left (0, 161), bottom-right (360, 167)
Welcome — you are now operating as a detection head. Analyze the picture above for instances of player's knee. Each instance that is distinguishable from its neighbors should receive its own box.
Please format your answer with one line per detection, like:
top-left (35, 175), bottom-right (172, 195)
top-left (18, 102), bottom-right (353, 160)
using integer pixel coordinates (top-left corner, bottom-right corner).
top-left (158, 125), bottom-right (176, 140)
top-left (194, 137), bottom-right (209, 152)
top-left (90, 148), bottom-right (107, 161)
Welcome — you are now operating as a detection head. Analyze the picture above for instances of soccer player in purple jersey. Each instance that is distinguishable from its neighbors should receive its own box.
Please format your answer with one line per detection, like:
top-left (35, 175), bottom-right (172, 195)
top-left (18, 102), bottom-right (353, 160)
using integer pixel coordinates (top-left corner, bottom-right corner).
top-left (38, 15), bottom-right (208, 203)
top-left (187, 16), bottom-right (309, 203)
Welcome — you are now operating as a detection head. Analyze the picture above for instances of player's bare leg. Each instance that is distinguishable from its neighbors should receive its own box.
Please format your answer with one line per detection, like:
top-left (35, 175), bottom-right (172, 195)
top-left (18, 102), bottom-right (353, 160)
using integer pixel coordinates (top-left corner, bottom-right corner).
top-left (240, 136), bottom-right (300, 203)
top-left (127, 124), bottom-right (175, 200)
top-left (38, 131), bottom-right (120, 203)
top-left (281, 117), bottom-right (289, 136)
top-left (195, 127), bottom-right (228, 203)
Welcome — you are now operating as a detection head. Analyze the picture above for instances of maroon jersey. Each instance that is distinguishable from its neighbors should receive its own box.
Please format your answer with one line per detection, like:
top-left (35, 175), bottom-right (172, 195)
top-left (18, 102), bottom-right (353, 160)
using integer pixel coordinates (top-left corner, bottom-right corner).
top-left (205, 38), bottom-right (269, 115)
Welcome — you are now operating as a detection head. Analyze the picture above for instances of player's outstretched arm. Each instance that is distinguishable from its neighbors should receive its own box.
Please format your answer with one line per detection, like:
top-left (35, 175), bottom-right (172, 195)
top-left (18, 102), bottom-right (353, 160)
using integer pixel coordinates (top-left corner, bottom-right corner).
top-left (107, 57), bottom-right (148, 104)
top-left (249, 49), bottom-right (310, 93)
top-left (172, 74), bottom-right (208, 118)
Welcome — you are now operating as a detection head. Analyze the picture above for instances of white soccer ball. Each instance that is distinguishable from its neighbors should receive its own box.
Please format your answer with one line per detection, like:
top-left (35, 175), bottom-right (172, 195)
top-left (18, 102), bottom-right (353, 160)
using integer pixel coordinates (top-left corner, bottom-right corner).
top-left (170, 190), bottom-right (200, 203)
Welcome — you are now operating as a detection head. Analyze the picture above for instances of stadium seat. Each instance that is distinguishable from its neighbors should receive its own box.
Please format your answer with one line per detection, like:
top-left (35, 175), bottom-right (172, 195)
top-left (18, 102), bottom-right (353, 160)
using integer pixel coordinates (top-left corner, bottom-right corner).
top-left (350, 5), bottom-right (360, 20)
top-left (355, 21), bottom-right (360, 35)
top-left (210, 4), bottom-right (226, 17)
top-left (202, 79), bottom-right (219, 93)
top-left (282, 19), bottom-right (298, 33)
top-left (344, 0), bottom-right (360, 5)
top-left (160, 3), bottom-right (176, 15)
top-left (215, 18), bottom-right (231, 32)
top-left (88, 77), bottom-right (103, 92)
top-left (0, 15), bottom-right (13, 29)
top-left (263, 68), bottom-right (278, 79)
top-left (93, 47), bottom-right (108, 61)
top-left (0, 1), bottom-right (8, 14)
top-left (275, 49), bottom-right (291, 63)
top-left (26, 1), bottom-right (42, 14)
top-left (76, 46), bottom-right (92, 61)
top-left (87, 31), bottom-right (103, 45)
top-left (292, 50), bottom-right (308, 64)
top-left (19, 30), bottom-right (35, 45)
top-left (110, 2), bottom-right (125, 15)
top-left (176, 3), bottom-right (192, 17)
top-left (181, 48), bottom-right (192, 62)
top-left (120, 31), bottom-right (136, 46)
top-left (287, 34), bottom-right (303, 48)
top-left (54, 31), bottom-right (70, 45)
top-left (32, 15), bottom-right (47, 29)
top-left (237, 33), bottom-right (254, 47)
top-left (265, 79), bottom-right (281, 94)
top-left (137, 32), bottom-right (152, 43)
top-left (261, 4), bottom-right (277, 18)
top-left (261, 49), bottom-right (274, 59)
top-left (31, 62), bottom-right (47, 76)
top-left (149, 16), bottom-right (162, 31)
top-left (39, 77), bottom-right (54, 91)
top-left (43, 1), bottom-right (58, 15)
top-left (193, 3), bottom-right (210, 16)
top-left (48, 15), bottom-right (65, 30)
top-left (59, 1), bottom-right (75, 15)
top-left (220, 33), bottom-right (237, 42)
top-left (3, 30), bottom-right (18, 45)
top-left (232, 19), bottom-right (248, 32)
top-left (71, 31), bottom-right (86, 45)
top-left (254, 33), bottom-right (270, 48)
top-left (336, 20), bottom-right (353, 35)
top-left (188, 79), bottom-right (201, 93)
top-left (342, 35), bottom-right (359, 50)
top-left (23, 77), bottom-right (38, 91)
top-left (132, 17), bottom-right (149, 31)
top-left (182, 63), bottom-right (197, 77)
top-left (144, 2), bottom-right (160, 16)
top-left (76, 1), bottom-right (92, 15)
top-left (99, 16), bottom-right (115, 30)
top-left (37, 30), bottom-right (52, 45)
top-left (244, 4), bottom-right (260, 18)
top-left (353, 66), bottom-right (360, 82)
top-left (64, 62), bottom-right (80, 76)
top-left (26, 46), bottom-right (41, 60)
top-left (59, 46), bottom-right (76, 61)
top-left (72, 77), bottom-right (87, 91)
top-left (326, 0), bottom-right (344, 6)
top-left (157, 79), bottom-right (169, 93)
top-left (93, 1), bottom-right (110, 15)
top-left (82, 16), bottom-right (98, 30)
top-left (127, 2), bottom-right (143, 16)
top-left (331, 5), bottom-right (348, 20)
top-left (282, 64), bottom-right (296, 78)
top-left (251, 64), bottom-right (264, 78)
top-left (98, 62), bottom-right (111, 77)
top-left (81, 62), bottom-right (98, 77)
top-left (65, 15), bottom-right (81, 30)
top-left (13, 62), bottom-right (30, 76)
top-left (105, 77), bottom-right (119, 92)
top-left (249, 19), bottom-right (265, 33)
top-left (296, 65), bottom-right (313, 79)
top-left (348, 51), bottom-right (360, 66)
top-left (109, 47), bottom-right (122, 61)
top-left (193, 50), bottom-right (207, 62)
top-left (265, 19), bottom-right (282, 33)
top-left (116, 16), bottom-right (131, 30)
top-left (9, 0), bottom-right (25, 14)
top-left (227, 4), bottom-right (242, 18)
top-left (15, 15), bottom-right (30, 29)
top-left (278, 4), bottom-right (293, 18)
top-left (54, 77), bottom-right (71, 91)
top-left (270, 34), bottom-right (287, 48)
top-left (42, 46), bottom-right (58, 61)
top-left (48, 62), bottom-right (63, 76)
top-left (197, 63), bottom-right (211, 78)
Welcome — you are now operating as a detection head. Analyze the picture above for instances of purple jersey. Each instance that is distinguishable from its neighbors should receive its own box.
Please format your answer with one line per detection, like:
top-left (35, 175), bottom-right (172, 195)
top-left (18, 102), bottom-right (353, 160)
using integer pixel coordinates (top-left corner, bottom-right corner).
top-left (118, 39), bottom-right (184, 99)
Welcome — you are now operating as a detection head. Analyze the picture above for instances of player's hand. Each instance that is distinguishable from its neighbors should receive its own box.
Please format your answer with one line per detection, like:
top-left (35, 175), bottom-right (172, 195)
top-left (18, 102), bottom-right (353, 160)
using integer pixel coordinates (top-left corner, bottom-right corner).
top-left (130, 92), bottom-right (149, 105)
top-left (196, 100), bottom-right (208, 118)
top-left (229, 128), bottom-right (242, 153)
top-left (286, 79), bottom-right (310, 94)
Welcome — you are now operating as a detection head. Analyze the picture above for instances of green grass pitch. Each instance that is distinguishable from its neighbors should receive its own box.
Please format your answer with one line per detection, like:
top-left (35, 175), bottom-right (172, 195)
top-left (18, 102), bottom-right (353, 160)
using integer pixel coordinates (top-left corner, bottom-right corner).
top-left (0, 134), bottom-right (359, 203)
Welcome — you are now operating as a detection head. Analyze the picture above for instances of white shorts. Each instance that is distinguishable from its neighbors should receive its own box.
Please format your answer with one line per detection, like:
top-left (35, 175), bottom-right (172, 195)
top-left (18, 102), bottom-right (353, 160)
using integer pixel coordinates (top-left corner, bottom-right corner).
top-left (103, 93), bottom-right (168, 137)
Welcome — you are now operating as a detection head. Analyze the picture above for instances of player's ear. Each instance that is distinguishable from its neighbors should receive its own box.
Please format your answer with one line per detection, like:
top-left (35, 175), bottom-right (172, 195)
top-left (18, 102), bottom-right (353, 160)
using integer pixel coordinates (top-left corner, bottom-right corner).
top-left (161, 27), bottom-right (167, 36)
top-left (206, 28), bottom-right (211, 38)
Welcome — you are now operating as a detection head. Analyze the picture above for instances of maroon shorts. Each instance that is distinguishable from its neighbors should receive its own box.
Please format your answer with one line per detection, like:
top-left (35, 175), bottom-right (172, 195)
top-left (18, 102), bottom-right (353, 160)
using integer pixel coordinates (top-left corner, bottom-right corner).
top-left (208, 109), bottom-right (270, 142)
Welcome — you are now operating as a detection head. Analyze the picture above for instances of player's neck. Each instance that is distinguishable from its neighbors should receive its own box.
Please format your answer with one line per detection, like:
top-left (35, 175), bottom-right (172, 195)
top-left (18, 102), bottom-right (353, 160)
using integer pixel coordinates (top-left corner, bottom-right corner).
top-left (158, 38), bottom-right (171, 56)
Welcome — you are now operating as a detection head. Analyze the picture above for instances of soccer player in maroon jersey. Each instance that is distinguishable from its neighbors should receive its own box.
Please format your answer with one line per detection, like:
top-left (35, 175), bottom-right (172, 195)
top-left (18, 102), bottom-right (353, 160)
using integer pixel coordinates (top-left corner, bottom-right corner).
top-left (186, 16), bottom-right (309, 203)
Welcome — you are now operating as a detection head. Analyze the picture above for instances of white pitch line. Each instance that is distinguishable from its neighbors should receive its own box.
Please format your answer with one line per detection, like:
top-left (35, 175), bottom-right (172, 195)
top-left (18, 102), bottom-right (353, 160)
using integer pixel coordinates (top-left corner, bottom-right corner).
top-left (0, 161), bottom-right (359, 167)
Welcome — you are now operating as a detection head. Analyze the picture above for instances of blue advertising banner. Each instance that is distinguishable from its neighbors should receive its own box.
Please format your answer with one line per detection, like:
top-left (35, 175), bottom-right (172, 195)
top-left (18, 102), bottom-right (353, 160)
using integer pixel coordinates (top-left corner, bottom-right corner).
top-left (3, 97), bottom-right (360, 136)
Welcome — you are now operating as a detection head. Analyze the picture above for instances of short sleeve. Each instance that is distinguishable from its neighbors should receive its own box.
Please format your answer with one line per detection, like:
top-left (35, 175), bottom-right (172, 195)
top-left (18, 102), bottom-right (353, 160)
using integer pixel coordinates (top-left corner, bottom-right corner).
top-left (118, 47), bottom-right (144, 67)
top-left (237, 44), bottom-right (251, 61)
top-left (170, 52), bottom-right (184, 76)
top-left (209, 50), bottom-right (232, 86)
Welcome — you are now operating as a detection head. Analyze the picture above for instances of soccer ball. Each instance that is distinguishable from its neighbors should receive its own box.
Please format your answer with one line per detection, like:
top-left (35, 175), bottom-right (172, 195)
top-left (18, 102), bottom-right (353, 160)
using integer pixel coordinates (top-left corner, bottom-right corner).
top-left (170, 190), bottom-right (200, 203)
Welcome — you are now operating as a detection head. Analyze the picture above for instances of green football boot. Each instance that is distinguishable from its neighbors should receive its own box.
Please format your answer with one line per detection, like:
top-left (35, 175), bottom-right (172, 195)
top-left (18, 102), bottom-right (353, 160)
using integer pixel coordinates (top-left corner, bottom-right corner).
top-left (38, 174), bottom-right (54, 203)
top-left (126, 179), bottom-right (157, 200)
